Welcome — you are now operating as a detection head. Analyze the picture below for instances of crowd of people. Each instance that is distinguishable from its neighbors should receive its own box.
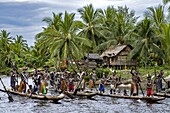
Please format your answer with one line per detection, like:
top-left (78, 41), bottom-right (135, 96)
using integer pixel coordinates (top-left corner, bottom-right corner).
top-left (9, 66), bottom-right (168, 97)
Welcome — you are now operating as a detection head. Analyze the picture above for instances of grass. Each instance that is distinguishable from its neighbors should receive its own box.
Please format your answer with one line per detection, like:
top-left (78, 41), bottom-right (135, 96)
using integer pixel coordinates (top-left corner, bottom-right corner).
top-left (110, 67), bottom-right (170, 79)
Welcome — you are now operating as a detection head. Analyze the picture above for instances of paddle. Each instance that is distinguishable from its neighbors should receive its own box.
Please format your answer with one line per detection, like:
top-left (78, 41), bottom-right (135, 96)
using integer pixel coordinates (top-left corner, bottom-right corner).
top-left (73, 76), bottom-right (84, 95)
top-left (0, 78), bottom-right (14, 102)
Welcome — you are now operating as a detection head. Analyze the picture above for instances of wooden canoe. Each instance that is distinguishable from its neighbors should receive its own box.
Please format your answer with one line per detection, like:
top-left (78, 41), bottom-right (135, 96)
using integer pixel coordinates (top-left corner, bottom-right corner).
top-left (65, 91), bottom-right (98, 99)
top-left (97, 93), bottom-right (165, 102)
top-left (0, 89), bottom-right (65, 102)
top-left (153, 92), bottom-right (170, 98)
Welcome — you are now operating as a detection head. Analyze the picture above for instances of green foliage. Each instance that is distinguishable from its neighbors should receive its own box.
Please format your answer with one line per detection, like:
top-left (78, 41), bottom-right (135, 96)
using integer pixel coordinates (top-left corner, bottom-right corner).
top-left (1, 1), bottom-right (170, 74)
top-left (84, 75), bottom-right (90, 82)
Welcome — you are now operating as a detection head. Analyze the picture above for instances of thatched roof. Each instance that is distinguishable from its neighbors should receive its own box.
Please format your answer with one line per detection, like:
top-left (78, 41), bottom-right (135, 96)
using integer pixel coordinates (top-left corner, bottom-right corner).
top-left (100, 45), bottom-right (130, 57)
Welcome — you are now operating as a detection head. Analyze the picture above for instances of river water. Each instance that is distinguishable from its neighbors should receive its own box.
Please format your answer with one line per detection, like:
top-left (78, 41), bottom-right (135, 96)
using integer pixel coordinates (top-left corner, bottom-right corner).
top-left (0, 76), bottom-right (170, 113)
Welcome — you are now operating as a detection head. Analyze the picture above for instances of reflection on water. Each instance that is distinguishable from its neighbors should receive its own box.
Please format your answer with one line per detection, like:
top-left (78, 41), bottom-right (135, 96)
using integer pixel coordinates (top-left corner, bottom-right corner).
top-left (0, 77), bottom-right (170, 113)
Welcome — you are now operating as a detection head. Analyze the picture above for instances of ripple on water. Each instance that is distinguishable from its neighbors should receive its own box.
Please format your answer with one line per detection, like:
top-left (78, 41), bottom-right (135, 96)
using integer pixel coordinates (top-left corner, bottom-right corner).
top-left (1, 77), bottom-right (170, 113)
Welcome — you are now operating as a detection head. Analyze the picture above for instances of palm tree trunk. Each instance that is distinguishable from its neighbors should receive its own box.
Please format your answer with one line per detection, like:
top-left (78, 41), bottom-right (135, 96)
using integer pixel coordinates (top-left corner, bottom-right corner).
top-left (56, 60), bottom-right (62, 72)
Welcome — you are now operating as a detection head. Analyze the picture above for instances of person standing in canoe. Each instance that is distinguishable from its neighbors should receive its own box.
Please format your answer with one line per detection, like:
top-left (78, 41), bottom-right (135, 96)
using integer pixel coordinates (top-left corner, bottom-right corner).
top-left (10, 70), bottom-right (16, 91)
top-left (89, 68), bottom-right (97, 91)
top-left (44, 66), bottom-right (50, 81)
top-left (157, 70), bottom-right (164, 92)
top-left (146, 75), bottom-right (153, 97)
top-left (77, 71), bottom-right (86, 91)
top-left (60, 69), bottom-right (68, 91)
top-left (18, 68), bottom-right (28, 93)
top-left (68, 72), bottom-right (74, 92)
top-left (40, 76), bottom-right (47, 94)
top-left (99, 73), bottom-right (107, 93)
top-left (50, 69), bottom-right (57, 87)
top-left (99, 77), bottom-right (105, 93)
top-left (130, 68), bottom-right (141, 96)
top-left (109, 71), bottom-right (118, 94)
top-left (33, 71), bottom-right (42, 94)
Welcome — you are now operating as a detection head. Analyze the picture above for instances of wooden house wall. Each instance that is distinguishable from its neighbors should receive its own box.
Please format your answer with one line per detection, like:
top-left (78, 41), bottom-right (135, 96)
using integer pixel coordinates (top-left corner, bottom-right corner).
top-left (103, 46), bottom-right (136, 67)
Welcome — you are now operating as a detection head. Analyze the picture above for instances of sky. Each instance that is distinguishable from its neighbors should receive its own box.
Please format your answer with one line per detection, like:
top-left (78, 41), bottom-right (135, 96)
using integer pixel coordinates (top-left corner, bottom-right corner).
top-left (0, 0), bottom-right (166, 46)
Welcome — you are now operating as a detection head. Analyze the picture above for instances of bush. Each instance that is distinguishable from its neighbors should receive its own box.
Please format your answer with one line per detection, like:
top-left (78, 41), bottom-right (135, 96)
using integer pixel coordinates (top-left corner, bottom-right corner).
top-left (84, 75), bottom-right (90, 81)
top-left (0, 67), bottom-right (11, 76)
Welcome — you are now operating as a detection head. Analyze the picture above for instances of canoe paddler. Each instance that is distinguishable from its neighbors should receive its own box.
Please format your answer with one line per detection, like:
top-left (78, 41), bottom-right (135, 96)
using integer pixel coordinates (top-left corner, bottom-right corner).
top-left (18, 68), bottom-right (28, 93)
top-left (157, 70), bottom-right (164, 92)
top-left (109, 71), bottom-right (118, 94)
top-left (146, 74), bottom-right (153, 97)
top-left (130, 68), bottom-right (141, 96)
top-left (89, 68), bottom-right (97, 91)
top-left (40, 75), bottom-right (48, 94)
top-left (99, 78), bottom-right (105, 93)
top-left (76, 71), bottom-right (86, 91)
top-left (68, 72), bottom-right (74, 92)
top-left (10, 69), bottom-right (16, 91)
top-left (60, 69), bottom-right (68, 91)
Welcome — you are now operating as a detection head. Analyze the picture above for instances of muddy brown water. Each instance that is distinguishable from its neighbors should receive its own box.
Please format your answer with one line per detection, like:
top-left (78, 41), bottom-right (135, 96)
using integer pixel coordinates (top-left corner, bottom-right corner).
top-left (0, 76), bottom-right (170, 113)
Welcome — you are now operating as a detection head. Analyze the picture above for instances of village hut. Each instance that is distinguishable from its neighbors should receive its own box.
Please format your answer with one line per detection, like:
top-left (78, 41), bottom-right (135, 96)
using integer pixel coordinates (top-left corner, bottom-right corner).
top-left (100, 45), bottom-right (136, 69)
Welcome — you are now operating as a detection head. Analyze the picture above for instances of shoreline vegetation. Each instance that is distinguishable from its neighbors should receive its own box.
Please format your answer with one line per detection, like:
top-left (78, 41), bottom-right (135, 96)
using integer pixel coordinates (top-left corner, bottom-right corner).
top-left (0, 0), bottom-right (170, 83)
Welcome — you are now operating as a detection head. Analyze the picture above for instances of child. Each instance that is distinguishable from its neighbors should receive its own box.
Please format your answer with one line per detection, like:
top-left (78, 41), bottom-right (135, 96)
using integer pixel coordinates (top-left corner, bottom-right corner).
top-left (99, 79), bottom-right (105, 93)
top-left (69, 78), bottom-right (74, 92)
top-left (146, 75), bottom-right (153, 97)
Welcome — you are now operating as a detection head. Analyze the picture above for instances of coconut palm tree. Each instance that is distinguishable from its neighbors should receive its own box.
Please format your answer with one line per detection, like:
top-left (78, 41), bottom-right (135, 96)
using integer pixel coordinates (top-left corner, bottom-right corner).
top-left (158, 23), bottom-right (170, 64)
top-left (0, 30), bottom-right (14, 68)
top-left (36, 11), bottom-right (91, 71)
top-left (163, 0), bottom-right (170, 5)
top-left (129, 17), bottom-right (165, 64)
top-left (11, 35), bottom-right (29, 67)
top-left (95, 6), bottom-right (137, 52)
top-left (78, 4), bottom-right (106, 51)
top-left (146, 5), bottom-right (165, 30)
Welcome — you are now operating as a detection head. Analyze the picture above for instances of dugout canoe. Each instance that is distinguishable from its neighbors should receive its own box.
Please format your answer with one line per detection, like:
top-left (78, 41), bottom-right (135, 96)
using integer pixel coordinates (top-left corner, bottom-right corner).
top-left (0, 89), bottom-right (65, 102)
top-left (153, 92), bottom-right (170, 98)
top-left (97, 93), bottom-right (165, 102)
top-left (65, 91), bottom-right (98, 99)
